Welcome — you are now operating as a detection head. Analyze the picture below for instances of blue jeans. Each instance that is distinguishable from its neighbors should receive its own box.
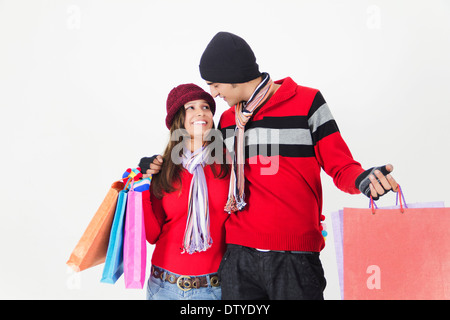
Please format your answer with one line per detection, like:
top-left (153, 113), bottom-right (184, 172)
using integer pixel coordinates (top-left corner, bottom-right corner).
top-left (146, 267), bottom-right (222, 300)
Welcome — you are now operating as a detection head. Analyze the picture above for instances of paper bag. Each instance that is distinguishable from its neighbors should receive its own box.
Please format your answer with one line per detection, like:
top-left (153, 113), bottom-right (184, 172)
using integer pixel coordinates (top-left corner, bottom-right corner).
top-left (100, 187), bottom-right (128, 284)
top-left (342, 205), bottom-right (450, 299)
top-left (123, 183), bottom-right (147, 289)
top-left (332, 201), bottom-right (445, 299)
top-left (67, 181), bottom-right (124, 272)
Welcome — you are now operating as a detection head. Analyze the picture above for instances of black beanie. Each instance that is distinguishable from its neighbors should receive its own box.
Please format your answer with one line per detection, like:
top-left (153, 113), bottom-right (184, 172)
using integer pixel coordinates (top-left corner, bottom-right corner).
top-left (199, 32), bottom-right (262, 84)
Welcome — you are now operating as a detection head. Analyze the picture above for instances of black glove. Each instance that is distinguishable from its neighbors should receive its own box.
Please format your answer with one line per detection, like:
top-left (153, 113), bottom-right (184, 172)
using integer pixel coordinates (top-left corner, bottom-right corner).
top-left (138, 155), bottom-right (158, 175)
top-left (355, 165), bottom-right (391, 200)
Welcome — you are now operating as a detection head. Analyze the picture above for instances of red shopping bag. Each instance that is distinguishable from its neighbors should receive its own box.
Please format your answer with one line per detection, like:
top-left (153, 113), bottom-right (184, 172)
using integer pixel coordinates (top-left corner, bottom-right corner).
top-left (332, 200), bottom-right (445, 300)
top-left (343, 198), bottom-right (450, 299)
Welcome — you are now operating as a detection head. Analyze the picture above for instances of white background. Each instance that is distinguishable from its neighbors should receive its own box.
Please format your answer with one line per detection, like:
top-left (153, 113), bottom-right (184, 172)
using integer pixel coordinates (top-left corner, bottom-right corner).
top-left (1, 0), bottom-right (449, 300)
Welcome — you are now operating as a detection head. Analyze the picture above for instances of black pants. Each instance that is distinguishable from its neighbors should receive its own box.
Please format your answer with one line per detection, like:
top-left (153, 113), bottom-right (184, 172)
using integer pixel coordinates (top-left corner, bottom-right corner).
top-left (218, 244), bottom-right (326, 300)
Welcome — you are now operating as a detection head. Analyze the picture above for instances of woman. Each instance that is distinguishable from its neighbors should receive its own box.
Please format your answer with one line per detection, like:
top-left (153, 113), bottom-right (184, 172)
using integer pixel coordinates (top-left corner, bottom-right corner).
top-left (141, 83), bottom-right (230, 300)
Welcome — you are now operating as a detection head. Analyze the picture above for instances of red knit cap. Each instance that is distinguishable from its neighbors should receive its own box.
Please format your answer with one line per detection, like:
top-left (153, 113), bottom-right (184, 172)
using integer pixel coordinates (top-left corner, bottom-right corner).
top-left (165, 83), bottom-right (216, 129)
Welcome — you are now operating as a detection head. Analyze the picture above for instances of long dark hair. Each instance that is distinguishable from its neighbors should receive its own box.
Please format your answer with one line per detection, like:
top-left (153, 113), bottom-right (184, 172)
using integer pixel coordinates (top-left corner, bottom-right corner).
top-left (151, 107), bottom-right (229, 199)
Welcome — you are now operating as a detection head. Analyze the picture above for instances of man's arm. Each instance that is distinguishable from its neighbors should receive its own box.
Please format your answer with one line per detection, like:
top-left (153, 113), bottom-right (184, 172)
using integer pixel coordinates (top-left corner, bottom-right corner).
top-left (138, 155), bottom-right (163, 178)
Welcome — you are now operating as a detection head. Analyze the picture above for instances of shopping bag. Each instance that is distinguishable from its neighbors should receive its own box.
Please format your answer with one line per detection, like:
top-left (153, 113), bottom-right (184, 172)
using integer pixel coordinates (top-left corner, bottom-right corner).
top-left (100, 186), bottom-right (128, 284)
top-left (67, 181), bottom-right (124, 272)
top-left (123, 179), bottom-right (148, 289)
top-left (331, 200), bottom-right (445, 300)
top-left (338, 190), bottom-right (450, 300)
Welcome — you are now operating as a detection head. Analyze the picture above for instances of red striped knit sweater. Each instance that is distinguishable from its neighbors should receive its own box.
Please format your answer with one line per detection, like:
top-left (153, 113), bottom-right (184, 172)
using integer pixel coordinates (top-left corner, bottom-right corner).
top-left (219, 77), bottom-right (364, 252)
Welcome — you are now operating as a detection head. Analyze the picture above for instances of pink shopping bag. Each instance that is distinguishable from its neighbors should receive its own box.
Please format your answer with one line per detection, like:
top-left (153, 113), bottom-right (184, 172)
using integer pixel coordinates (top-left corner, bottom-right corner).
top-left (123, 181), bottom-right (147, 289)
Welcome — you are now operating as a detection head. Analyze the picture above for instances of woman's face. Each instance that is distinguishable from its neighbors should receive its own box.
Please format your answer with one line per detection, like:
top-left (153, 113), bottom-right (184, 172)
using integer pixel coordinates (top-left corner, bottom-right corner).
top-left (183, 99), bottom-right (214, 140)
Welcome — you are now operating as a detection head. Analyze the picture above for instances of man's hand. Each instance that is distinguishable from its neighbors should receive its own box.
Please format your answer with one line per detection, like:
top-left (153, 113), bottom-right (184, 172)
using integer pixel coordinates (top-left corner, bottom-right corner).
top-left (356, 164), bottom-right (398, 200)
top-left (138, 155), bottom-right (163, 178)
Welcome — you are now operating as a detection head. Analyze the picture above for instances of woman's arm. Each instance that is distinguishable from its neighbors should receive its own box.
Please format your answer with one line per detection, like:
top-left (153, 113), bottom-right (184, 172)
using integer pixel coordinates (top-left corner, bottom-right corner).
top-left (142, 189), bottom-right (165, 244)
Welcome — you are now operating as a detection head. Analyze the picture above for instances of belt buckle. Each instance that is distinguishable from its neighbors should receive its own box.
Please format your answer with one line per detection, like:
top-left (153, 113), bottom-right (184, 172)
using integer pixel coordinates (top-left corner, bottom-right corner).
top-left (177, 275), bottom-right (192, 291)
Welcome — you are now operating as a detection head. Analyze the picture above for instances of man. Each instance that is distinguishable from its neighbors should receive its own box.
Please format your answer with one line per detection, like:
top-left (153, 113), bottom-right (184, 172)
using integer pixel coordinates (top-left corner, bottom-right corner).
top-left (141, 31), bottom-right (398, 300)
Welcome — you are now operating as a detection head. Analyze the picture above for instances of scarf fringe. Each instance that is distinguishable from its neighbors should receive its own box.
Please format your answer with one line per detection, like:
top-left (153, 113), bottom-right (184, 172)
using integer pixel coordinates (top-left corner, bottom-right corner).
top-left (181, 237), bottom-right (213, 255)
top-left (224, 195), bottom-right (247, 214)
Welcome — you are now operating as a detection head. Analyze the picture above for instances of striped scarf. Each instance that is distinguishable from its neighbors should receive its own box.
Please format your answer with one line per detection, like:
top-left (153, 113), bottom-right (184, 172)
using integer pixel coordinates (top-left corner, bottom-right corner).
top-left (224, 73), bottom-right (274, 213)
top-left (181, 145), bottom-right (213, 254)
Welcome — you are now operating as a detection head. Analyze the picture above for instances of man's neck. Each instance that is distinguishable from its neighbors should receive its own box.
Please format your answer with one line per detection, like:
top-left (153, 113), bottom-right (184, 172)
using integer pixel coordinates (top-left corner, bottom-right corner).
top-left (244, 75), bottom-right (280, 103)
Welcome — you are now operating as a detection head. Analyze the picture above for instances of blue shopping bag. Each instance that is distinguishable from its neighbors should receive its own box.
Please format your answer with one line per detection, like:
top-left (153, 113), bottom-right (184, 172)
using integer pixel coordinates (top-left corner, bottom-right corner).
top-left (100, 188), bottom-right (128, 284)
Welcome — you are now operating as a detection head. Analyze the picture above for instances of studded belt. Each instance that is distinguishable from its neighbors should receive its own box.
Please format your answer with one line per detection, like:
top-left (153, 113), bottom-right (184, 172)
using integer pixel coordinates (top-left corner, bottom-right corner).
top-left (151, 266), bottom-right (220, 291)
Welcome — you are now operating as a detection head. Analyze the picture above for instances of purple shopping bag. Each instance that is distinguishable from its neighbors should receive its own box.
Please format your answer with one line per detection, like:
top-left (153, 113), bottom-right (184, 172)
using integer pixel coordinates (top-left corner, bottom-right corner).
top-left (123, 180), bottom-right (148, 289)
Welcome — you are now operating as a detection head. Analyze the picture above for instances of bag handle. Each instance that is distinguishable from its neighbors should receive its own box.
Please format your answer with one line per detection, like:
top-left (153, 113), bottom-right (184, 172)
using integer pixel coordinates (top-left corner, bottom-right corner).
top-left (370, 184), bottom-right (407, 214)
top-left (122, 168), bottom-right (142, 191)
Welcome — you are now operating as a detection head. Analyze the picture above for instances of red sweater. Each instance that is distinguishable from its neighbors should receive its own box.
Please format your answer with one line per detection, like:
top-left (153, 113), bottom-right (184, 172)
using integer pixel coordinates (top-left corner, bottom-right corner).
top-left (219, 77), bottom-right (365, 252)
top-left (142, 164), bottom-right (229, 275)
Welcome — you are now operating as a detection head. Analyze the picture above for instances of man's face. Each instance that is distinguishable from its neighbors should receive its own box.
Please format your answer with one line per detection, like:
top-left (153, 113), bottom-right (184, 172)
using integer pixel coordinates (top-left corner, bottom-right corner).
top-left (206, 82), bottom-right (247, 107)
